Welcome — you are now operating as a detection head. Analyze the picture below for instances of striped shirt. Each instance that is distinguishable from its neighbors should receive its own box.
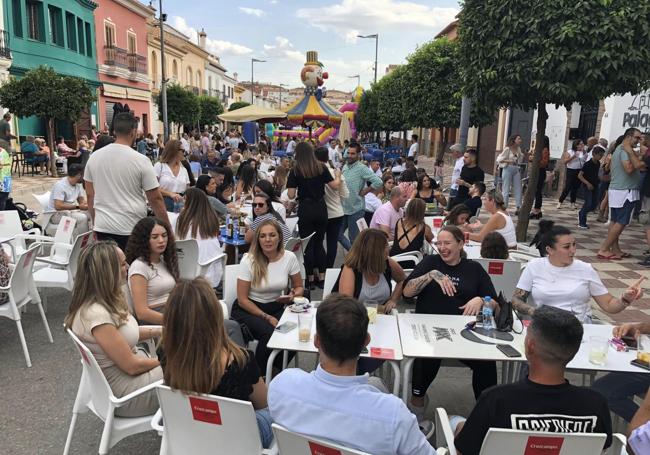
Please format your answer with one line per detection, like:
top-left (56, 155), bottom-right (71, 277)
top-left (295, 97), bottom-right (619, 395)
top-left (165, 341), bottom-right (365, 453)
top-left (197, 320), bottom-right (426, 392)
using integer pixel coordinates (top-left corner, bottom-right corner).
top-left (342, 161), bottom-right (383, 215)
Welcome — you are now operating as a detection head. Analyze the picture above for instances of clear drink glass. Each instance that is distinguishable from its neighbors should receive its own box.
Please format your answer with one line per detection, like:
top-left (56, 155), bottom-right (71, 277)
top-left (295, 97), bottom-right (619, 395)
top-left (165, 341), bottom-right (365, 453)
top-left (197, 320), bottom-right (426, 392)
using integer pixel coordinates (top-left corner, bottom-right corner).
top-left (366, 304), bottom-right (378, 324)
top-left (588, 336), bottom-right (608, 366)
top-left (298, 312), bottom-right (313, 343)
top-left (638, 334), bottom-right (650, 364)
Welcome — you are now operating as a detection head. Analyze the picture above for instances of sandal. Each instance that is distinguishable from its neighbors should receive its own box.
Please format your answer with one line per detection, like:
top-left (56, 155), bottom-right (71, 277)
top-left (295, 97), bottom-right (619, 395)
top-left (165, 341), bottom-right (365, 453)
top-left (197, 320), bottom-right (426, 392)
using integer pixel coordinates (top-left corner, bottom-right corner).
top-left (597, 253), bottom-right (622, 260)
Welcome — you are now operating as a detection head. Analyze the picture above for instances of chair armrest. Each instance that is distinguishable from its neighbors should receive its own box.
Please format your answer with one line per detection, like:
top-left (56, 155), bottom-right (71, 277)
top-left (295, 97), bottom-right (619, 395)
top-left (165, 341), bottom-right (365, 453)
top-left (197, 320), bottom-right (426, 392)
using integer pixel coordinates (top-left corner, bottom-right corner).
top-left (111, 379), bottom-right (163, 406)
top-left (435, 407), bottom-right (458, 455)
top-left (15, 234), bottom-right (54, 243)
top-left (34, 256), bottom-right (70, 266)
top-left (151, 408), bottom-right (164, 433)
top-left (198, 252), bottom-right (227, 268)
top-left (219, 300), bottom-right (229, 319)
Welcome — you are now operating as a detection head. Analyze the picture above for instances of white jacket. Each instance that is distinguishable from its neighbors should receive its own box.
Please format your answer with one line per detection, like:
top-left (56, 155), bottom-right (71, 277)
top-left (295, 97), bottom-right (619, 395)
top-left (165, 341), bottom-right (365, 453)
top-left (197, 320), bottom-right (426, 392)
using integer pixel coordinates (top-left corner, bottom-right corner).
top-left (324, 163), bottom-right (348, 219)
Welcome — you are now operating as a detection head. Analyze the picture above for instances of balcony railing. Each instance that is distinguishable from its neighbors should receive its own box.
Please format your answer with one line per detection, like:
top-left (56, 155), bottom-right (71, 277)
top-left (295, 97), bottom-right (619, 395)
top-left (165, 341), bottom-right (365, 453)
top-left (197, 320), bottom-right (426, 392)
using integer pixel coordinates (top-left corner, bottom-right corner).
top-left (104, 45), bottom-right (128, 68)
top-left (127, 53), bottom-right (147, 75)
top-left (0, 30), bottom-right (11, 59)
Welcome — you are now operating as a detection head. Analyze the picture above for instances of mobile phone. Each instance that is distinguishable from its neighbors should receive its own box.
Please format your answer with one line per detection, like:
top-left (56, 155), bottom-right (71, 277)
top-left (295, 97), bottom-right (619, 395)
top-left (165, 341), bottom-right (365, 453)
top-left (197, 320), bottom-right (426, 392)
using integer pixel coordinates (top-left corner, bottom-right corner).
top-left (361, 347), bottom-right (368, 354)
top-left (622, 336), bottom-right (638, 349)
top-left (631, 359), bottom-right (650, 371)
top-left (274, 322), bottom-right (297, 333)
top-left (497, 344), bottom-right (522, 358)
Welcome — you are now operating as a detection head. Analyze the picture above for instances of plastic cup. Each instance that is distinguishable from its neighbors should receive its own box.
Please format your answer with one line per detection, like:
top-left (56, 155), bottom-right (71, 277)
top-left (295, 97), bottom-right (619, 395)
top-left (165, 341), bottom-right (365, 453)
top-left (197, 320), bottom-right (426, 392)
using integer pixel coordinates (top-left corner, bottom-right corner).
top-left (432, 216), bottom-right (444, 230)
top-left (298, 312), bottom-right (313, 343)
top-left (588, 336), bottom-right (608, 366)
top-left (638, 335), bottom-right (650, 364)
top-left (366, 304), bottom-right (378, 324)
top-left (464, 231), bottom-right (470, 244)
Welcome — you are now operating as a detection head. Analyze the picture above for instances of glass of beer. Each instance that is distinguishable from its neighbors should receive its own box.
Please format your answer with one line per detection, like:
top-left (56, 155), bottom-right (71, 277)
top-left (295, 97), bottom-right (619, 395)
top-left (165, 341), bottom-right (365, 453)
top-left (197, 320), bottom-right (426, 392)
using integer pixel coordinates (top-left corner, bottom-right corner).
top-left (638, 334), bottom-right (650, 365)
top-left (588, 336), bottom-right (608, 366)
top-left (298, 312), bottom-right (313, 343)
top-left (366, 304), bottom-right (378, 324)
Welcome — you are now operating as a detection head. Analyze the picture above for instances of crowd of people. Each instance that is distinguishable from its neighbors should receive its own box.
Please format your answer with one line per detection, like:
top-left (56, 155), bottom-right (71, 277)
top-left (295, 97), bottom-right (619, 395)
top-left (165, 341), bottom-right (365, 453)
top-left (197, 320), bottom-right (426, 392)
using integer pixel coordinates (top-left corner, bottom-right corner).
top-left (7, 109), bottom-right (644, 454)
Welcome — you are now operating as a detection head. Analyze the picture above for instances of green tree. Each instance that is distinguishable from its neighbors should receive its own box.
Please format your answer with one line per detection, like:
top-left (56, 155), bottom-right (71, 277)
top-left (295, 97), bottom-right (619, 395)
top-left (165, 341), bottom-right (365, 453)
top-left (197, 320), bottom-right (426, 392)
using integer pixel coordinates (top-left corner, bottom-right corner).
top-left (376, 66), bottom-right (409, 133)
top-left (356, 89), bottom-right (380, 134)
top-left (158, 84), bottom-right (199, 130)
top-left (228, 101), bottom-right (251, 112)
top-left (198, 95), bottom-right (224, 128)
top-left (0, 65), bottom-right (95, 173)
top-left (458, 0), bottom-right (650, 240)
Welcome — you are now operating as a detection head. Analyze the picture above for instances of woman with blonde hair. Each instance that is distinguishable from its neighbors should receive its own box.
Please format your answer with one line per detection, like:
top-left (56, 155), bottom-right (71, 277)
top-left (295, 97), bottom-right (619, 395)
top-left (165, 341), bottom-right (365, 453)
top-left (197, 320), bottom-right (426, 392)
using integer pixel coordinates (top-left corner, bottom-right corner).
top-left (233, 218), bottom-right (303, 369)
top-left (272, 165), bottom-right (288, 197)
top-left (65, 241), bottom-right (162, 417)
top-left (467, 189), bottom-right (517, 248)
top-left (154, 139), bottom-right (190, 212)
top-left (389, 198), bottom-right (433, 259)
top-left (163, 278), bottom-right (273, 447)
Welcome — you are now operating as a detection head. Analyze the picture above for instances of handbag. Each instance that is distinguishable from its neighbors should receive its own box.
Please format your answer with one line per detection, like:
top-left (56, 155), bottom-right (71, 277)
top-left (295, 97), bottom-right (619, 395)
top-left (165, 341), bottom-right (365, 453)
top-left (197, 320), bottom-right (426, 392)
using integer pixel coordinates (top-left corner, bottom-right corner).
top-left (495, 291), bottom-right (520, 333)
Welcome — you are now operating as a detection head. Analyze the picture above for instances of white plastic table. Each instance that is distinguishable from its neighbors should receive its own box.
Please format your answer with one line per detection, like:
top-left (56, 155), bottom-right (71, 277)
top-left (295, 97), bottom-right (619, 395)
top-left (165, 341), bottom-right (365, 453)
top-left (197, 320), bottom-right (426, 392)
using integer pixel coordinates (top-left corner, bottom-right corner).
top-left (266, 307), bottom-right (404, 395)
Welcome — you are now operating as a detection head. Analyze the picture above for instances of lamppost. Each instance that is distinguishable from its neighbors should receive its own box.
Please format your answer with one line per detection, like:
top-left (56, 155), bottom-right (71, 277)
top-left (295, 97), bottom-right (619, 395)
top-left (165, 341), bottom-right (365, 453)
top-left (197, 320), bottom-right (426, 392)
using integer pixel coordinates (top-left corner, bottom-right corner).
top-left (357, 34), bottom-right (378, 84)
top-left (251, 58), bottom-right (266, 104)
top-left (348, 74), bottom-right (360, 88)
top-left (278, 83), bottom-right (287, 109)
top-left (158, 0), bottom-right (169, 142)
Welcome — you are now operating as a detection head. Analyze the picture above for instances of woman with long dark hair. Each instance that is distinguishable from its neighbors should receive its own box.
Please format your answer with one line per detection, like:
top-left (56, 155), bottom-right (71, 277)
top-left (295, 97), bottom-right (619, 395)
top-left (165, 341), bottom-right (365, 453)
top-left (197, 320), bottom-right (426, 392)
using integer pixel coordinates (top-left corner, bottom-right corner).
top-left (244, 192), bottom-right (293, 246)
top-left (287, 142), bottom-right (341, 289)
top-left (196, 174), bottom-right (228, 215)
top-left (557, 138), bottom-right (585, 209)
top-left (530, 135), bottom-right (551, 219)
top-left (235, 163), bottom-right (257, 201)
top-left (254, 179), bottom-right (286, 220)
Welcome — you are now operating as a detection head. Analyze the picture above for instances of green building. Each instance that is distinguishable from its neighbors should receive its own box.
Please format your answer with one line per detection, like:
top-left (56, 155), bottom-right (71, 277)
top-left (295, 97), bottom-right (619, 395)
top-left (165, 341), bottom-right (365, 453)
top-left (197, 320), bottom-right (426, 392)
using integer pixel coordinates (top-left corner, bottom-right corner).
top-left (5, 0), bottom-right (100, 140)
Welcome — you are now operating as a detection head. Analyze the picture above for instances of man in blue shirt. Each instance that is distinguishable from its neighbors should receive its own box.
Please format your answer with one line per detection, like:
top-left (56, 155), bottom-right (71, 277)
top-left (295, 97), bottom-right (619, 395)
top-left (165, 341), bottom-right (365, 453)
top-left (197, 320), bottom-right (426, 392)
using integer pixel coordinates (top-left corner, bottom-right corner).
top-left (21, 135), bottom-right (49, 174)
top-left (268, 294), bottom-right (436, 455)
top-left (340, 142), bottom-right (383, 250)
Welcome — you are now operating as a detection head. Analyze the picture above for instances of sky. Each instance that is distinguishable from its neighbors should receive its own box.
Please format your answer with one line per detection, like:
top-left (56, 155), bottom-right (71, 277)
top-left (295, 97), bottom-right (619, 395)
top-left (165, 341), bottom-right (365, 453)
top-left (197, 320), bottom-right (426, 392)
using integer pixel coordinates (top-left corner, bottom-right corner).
top-left (145, 0), bottom-right (460, 91)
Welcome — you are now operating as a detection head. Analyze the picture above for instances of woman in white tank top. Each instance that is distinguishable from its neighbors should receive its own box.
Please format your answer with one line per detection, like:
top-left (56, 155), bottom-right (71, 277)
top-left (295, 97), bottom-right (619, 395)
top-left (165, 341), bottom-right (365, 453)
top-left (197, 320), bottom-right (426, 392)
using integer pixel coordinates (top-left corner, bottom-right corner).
top-left (467, 189), bottom-right (517, 248)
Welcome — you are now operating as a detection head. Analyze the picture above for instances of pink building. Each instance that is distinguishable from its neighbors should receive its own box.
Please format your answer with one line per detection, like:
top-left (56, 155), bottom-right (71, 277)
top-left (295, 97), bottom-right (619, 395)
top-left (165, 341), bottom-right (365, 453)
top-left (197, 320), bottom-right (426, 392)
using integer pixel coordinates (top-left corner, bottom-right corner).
top-left (93, 0), bottom-right (154, 133)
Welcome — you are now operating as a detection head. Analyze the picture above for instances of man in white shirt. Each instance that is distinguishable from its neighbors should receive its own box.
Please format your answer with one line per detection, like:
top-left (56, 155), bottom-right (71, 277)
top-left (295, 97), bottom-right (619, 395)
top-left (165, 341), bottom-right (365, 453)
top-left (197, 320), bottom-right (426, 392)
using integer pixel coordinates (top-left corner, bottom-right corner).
top-left (269, 294), bottom-right (435, 455)
top-left (369, 159), bottom-right (382, 177)
top-left (327, 139), bottom-right (340, 168)
top-left (408, 133), bottom-right (419, 159)
top-left (45, 164), bottom-right (91, 236)
top-left (285, 136), bottom-right (297, 156)
top-left (448, 143), bottom-right (465, 207)
top-left (84, 112), bottom-right (168, 250)
top-left (180, 133), bottom-right (190, 154)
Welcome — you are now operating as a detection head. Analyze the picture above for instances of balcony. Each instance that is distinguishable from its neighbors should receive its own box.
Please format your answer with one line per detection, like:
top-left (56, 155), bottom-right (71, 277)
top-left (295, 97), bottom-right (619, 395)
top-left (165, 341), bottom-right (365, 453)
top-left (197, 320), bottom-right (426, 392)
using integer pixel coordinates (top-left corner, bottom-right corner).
top-left (0, 30), bottom-right (11, 60)
top-left (127, 53), bottom-right (147, 76)
top-left (103, 45), bottom-right (147, 80)
top-left (104, 45), bottom-right (128, 71)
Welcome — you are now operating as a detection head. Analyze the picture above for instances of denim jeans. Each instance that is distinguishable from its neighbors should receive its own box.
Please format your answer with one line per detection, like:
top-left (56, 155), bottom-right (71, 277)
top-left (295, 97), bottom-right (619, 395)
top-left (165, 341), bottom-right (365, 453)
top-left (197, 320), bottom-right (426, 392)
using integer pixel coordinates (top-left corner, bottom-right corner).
top-left (578, 186), bottom-right (599, 226)
top-left (591, 372), bottom-right (650, 422)
top-left (501, 165), bottom-right (522, 208)
top-left (255, 407), bottom-right (274, 448)
top-left (338, 210), bottom-right (364, 251)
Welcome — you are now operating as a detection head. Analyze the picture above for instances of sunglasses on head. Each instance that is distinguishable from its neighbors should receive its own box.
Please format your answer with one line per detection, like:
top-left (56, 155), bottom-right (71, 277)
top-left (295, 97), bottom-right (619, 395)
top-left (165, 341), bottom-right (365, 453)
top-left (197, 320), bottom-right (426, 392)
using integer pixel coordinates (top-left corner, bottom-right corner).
top-left (253, 202), bottom-right (266, 208)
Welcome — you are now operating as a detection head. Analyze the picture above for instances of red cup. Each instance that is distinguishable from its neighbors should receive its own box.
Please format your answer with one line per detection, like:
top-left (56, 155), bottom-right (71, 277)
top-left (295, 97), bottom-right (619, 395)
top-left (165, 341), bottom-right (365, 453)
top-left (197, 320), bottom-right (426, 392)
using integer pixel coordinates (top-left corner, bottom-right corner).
top-left (464, 231), bottom-right (470, 244)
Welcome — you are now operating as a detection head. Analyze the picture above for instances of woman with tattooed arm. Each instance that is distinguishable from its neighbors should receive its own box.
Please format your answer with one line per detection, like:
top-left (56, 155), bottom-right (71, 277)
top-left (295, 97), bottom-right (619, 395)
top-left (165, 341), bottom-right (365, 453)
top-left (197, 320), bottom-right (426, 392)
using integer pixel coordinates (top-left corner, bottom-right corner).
top-left (402, 225), bottom-right (499, 421)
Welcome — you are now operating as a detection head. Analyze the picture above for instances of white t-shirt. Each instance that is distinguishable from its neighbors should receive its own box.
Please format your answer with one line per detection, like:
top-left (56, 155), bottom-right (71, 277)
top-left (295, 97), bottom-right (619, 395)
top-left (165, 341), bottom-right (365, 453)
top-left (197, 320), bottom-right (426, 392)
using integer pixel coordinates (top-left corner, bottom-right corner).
top-left (516, 257), bottom-right (608, 322)
top-left (566, 150), bottom-right (585, 170)
top-left (128, 258), bottom-right (176, 309)
top-left (408, 142), bottom-right (418, 157)
top-left (153, 162), bottom-right (190, 194)
top-left (84, 143), bottom-right (159, 235)
top-left (451, 157), bottom-right (464, 190)
top-left (365, 192), bottom-right (382, 212)
top-left (286, 140), bottom-right (297, 155)
top-left (239, 251), bottom-right (301, 303)
top-left (180, 137), bottom-right (190, 153)
top-left (173, 219), bottom-right (224, 288)
top-left (47, 177), bottom-right (82, 212)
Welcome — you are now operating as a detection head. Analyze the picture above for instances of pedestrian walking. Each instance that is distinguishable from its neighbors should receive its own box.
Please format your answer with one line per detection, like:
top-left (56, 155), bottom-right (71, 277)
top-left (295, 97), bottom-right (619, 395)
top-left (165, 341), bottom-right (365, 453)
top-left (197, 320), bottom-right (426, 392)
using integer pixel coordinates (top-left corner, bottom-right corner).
top-left (557, 139), bottom-right (586, 209)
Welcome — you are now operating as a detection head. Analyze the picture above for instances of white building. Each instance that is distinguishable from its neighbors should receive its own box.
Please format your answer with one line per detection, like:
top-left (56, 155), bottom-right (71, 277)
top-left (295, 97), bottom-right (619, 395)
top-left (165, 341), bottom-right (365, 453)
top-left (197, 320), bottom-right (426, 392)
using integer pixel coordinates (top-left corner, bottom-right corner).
top-left (198, 29), bottom-right (236, 109)
top-left (0, 0), bottom-right (12, 112)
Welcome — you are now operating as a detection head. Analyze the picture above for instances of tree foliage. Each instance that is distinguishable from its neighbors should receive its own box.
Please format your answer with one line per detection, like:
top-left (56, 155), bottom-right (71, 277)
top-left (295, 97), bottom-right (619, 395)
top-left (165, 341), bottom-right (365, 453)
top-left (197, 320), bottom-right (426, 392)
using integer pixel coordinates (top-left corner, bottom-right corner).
top-left (198, 95), bottom-right (224, 128)
top-left (158, 84), bottom-right (199, 126)
top-left (228, 101), bottom-right (251, 112)
top-left (458, 0), bottom-right (650, 240)
top-left (356, 89), bottom-right (379, 133)
top-left (376, 66), bottom-right (409, 132)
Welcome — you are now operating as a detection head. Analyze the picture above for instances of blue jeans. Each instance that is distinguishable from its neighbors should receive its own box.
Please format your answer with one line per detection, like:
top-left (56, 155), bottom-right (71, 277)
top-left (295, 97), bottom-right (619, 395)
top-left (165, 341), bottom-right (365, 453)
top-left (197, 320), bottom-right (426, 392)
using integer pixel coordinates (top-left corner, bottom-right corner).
top-left (255, 408), bottom-right (274, 448)
top-left (338, 210), bottom-right (364, 251)
top-left (591, 372), bottom-right (650, 422)
top-left (501, 165), bottom-right (522, 209)
top-left (578, 186), bottom-right (598, 226)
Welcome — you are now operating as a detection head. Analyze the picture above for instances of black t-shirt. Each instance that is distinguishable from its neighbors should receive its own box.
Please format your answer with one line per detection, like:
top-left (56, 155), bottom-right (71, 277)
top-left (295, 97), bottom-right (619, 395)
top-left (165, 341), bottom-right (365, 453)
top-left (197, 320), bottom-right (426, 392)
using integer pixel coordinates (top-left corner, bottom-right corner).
top-left (287, 165), bottom-right (333, 201)
top-left (404, 255), bottom-right (496, 315)
top-left (456, 166), bottom-right (485, 201)
top-left (643, 157), bottom-right (650, 197)
top-left (0, 119), bottom-right (11, 140)
top-left (210, 349), bottom-right (261, 401)
top-left (580, 159), bottom-right (600, 188)
top-left (464, 196), bottom-right (482, 217)
top-left (455, 378), bottom-right (613, 455)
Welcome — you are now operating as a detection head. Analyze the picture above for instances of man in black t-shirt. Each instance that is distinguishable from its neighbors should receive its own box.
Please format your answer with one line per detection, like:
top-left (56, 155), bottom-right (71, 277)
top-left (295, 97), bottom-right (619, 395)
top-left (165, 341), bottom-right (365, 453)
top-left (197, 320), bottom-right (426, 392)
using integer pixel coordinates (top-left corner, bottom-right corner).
top-left (451, 149), bottom-right (484, 208)
top-left (578, 146), bottom-right (604, 229)
top-left (453, 306), bottom-right (612, 455)
top-left (464, 182), bottom-right (486, 217)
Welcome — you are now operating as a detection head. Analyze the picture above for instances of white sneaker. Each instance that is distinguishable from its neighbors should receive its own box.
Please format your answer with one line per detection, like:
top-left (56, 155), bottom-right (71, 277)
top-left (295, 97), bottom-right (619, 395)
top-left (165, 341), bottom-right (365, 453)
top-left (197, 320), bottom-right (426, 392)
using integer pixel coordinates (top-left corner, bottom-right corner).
top-left (570, 203), bottom-right (577, 210)
top-left (556, 202), bottom-right (563, 209)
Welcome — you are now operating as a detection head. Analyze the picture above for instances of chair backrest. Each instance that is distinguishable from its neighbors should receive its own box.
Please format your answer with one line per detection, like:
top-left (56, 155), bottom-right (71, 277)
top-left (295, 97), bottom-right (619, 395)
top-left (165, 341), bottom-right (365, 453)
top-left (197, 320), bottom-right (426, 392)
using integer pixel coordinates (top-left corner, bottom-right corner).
top-left (9, 242), bottom-right (41, 306)
top-left (66, 329), bottom-right (114, 420)
top-left (474, 258), bottom-right (522, 300)
top-left (175, 239), bottom-right (200, 280)
top-left (53, 216), bottom-right (77, 244)
top-left (286, 217), bottom-right (299, 236)
top-left (223, 264), bottom-right (239, 313)
top-left (285, 237), bottom-right (302, 254)
top-left (322, 268), bottom-right (340, 300)
top-left (356, 217), bottom-right (368, 232)
top-left (32, 192), bottom-right (51, 212)
top-left (0, 210), bottom-right (26, 237)
top-left (479, 428), bottom-right (607, 455)
top-left (156, 384), bottom-right (264, 454)
top-left (299, 231), bottom-right (316, 250)
top-left (69, 231), bottom-right (94, 278)
top-left (272, 423), bottom-right (371, 455)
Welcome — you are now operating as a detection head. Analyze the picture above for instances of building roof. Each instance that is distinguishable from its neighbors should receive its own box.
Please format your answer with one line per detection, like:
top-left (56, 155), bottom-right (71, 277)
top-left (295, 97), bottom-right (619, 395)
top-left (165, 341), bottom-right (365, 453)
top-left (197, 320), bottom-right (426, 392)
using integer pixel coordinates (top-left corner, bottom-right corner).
top-left (435, 20), bottom-right (459, 39)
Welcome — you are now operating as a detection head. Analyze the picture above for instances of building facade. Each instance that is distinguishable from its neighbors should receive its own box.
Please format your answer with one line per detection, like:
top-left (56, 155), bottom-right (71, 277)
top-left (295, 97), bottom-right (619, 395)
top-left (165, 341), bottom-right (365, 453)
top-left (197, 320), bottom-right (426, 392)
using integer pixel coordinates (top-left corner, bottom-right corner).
top-left (0, 0), bottom-right (13, 116)
top-left (6, 0), bottom-right (100, 140)
top-left (93, 0), bottom-right (153, 133)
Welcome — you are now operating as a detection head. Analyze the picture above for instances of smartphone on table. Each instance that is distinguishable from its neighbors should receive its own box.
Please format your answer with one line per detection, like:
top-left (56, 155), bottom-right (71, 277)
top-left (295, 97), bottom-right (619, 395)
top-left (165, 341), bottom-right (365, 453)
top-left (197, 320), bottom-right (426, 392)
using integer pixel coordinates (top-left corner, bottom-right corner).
top-left (274, 321), bottom-right (297, 333)
top-left (497, 344), bottom-right (522, 358)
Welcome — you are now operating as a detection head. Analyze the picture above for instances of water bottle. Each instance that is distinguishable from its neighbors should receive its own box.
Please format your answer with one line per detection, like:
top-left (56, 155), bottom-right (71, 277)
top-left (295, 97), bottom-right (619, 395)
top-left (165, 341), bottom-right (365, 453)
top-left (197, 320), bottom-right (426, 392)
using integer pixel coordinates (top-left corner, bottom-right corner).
top-left (482, 296), bottom-right (496, 330)
top-left (173, 199), bottom-right (183, 213)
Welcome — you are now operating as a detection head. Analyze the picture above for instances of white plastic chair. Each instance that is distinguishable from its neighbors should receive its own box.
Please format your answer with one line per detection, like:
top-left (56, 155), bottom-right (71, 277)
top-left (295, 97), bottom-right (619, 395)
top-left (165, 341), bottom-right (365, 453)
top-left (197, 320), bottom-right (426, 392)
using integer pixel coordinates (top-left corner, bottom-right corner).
top-left (175, 238), bottom-right (226, 284)
top-left (285, 217), bottom-right (299, 236)
top-left (474, 258), bottom-right (522, 301)
top-left (0, 242), bottom-right (52, 367)
top-left (151, 384), bottom-right (278, 455)
top-left (33, 231), bottom-right (94, 293)
top-left (63, 330), bottom-right (161, 455)
top-left (322, 268), bottom-right (341, 300)
top-left (272, 423), bottom-right (370, 455)
top-left (32, 191), bottom-right (57, 234)
top-left (23, 215), bottom-right (77, 267)
top-left (223, 264), bottom-right (239, 316)
top-left (516, 243), bottom-right (540, 256)
top-left (0, 209), bottom-right (41, 260)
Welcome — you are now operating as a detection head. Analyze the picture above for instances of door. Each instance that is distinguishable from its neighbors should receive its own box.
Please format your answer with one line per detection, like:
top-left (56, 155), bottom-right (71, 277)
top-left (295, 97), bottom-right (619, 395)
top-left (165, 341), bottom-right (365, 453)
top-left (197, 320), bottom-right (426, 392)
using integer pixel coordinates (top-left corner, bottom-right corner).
top-left (509, 108), bottom-right (534, 153)
top-left (477, 121), bottom-right (498, 175)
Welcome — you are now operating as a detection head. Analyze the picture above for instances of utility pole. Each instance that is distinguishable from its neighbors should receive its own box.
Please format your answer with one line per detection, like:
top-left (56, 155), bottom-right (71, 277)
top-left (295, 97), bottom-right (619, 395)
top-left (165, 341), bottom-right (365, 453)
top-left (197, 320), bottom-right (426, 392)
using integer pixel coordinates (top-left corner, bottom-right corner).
top-left (278, 83), bottom-right (287, 109)
top-left (251, 58), bottom-right (266, 104)
top-left (159, 0), bottom-right (168, 142)
top-left (348, 74), bottom-right (360, 87)
top-left (358, 34), bottom-right (379, 84)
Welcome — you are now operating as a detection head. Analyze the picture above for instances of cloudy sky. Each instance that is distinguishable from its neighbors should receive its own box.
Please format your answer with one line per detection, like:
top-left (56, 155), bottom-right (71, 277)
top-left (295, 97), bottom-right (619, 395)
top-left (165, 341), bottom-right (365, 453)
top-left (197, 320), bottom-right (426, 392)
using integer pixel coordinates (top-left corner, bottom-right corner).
top-left (148, 0), bottom-right (459, 90)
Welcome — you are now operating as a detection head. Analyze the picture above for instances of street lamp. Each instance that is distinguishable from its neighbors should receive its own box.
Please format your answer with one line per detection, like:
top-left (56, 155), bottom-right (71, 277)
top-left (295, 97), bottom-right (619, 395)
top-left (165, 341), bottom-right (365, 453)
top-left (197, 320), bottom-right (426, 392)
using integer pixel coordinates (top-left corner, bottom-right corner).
top-left (348, 74), bottom-right (360, 88)
top-left (278, 83), bottom-right (287, 109)
top-left (251, 58), bottom-right (266, 104)
top-left (158, 0), bottom-right (169, 142)
top-left (357, 34), bottom-right (378, 84)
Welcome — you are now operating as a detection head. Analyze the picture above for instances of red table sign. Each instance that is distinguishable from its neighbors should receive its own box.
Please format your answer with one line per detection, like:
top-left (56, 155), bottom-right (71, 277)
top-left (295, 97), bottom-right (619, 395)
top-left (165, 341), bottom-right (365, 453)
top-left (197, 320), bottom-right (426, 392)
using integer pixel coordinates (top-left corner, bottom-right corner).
top-left (189, 397), bottom-right (222, 425)
top-left (433, 218), bottom-right (443, 228)
top-left (309, 441), bottom-right (342, 455)
top-left (370, 347), bottom-right (395, 360)
top-left (488, 262), bottom-right (504, 275)
top-left (524, 436), bottom-right (564, 455)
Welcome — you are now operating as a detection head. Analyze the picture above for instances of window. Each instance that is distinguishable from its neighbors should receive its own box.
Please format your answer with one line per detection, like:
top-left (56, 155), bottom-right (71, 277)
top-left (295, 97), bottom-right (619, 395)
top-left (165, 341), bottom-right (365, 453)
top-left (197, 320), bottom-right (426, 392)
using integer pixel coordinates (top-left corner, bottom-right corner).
top-left (77, 18), bottom-right (84, 55)
top-left (187, 67), bottom-right (192, 86)
top-left (27, 0), bottom-right (44, 42)
top-left (172, 60), bottom-right (178, 79)
top-left (65, 12), bottom-right (76, 50)
top-left (12, 0), bottom-right (23, 38)
top-left (196, 71), bottom-right (201, 90)
top-left (151, 51), bottom-right (158, 82)
top-left (223, 84), bottom-right (226, 97)
top-left (208, 76), bottom-right (212, 91)
top-left (84, 22), bottom-right (92, 56)
top-left (48, 5), bottom-right (64, 46)
top-left (127, 32), bottom-right (136, 54)
top-left (104, 22), bottom-right (115, 47)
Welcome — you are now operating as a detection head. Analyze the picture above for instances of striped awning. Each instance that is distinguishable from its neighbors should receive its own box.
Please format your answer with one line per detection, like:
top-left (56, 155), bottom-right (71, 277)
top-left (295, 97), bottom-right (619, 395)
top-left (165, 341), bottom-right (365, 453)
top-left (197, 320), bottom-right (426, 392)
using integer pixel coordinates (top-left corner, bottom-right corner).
top-left (284, 95), bottom-right (342, 127)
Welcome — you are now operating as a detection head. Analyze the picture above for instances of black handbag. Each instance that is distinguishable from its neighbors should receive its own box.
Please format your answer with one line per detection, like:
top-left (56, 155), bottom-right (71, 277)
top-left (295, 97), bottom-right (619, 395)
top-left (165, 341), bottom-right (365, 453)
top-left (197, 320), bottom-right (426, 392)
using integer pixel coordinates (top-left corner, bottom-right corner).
top-left (495, 291), bottom-right (518, 333)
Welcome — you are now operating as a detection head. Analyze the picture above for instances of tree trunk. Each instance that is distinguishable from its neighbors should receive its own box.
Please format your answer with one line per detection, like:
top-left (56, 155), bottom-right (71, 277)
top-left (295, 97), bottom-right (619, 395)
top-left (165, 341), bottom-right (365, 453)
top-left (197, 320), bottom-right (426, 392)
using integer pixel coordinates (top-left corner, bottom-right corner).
top-left (435, 127), bottom-right (446, 162)
top-left (516, 102), bottom-right (548, 241)
top-left (46, 117), bottom-right (57, 176)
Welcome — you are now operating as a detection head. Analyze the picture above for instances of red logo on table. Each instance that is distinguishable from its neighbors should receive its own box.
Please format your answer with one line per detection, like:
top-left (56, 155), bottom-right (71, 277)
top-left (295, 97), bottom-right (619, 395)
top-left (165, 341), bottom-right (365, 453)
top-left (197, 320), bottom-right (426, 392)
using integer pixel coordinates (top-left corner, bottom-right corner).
top-left (308, 441), bottom-right (342, 455)
top-left (524, 436), bottom-right (564, 455)
top-left (433, 218), bottom-right (443, 228)
top-left (189, 397), bottom-right (222, 425)
top-left (370, 347), bottom-right (395, 360)
top-left (63, 219), bottom-right (71, 232)
top-left (488, 262), bottom-right (504, 275)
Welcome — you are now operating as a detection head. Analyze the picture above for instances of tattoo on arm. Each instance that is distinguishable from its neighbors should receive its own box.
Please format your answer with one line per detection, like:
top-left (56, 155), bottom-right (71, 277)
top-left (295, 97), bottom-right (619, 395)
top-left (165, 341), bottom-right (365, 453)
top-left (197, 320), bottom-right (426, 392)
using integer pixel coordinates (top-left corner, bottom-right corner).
top-left (512, 288), bottom-right (535, 315)
top-left (404, 271), bottom-right (437, 297)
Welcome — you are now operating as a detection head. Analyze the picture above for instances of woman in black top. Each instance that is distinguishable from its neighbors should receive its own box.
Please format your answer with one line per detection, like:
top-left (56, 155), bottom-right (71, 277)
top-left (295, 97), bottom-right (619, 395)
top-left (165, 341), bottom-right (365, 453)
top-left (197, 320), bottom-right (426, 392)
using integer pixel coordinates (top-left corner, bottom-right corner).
top-left (389, 199), bottom-right (433, 262)
top-left (415, 174), bottom-right (446, 206)
top-left (162, 278), bottom-right (273, 448)
top-left (403, 225), bottom-right (498, 417)
top-left (287, 142), bottom-right (340, 289)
